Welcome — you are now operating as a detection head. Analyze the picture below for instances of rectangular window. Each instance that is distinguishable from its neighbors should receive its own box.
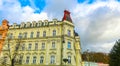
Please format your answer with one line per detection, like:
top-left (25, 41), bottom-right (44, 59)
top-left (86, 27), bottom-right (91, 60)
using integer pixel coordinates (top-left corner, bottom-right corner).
top-left (50, 56), bottom-right (55, 64)
top-left (22, 44), bottom-right (25, 51)
top-left (43, 31), bottom-right (46, 37)
top-left (40, 56), bottom-right (44, 64)
top-left (8, 44), bottom-right (10, 49)
top-left (28, 44), bottom-right (32, 50)
top-left (24, 32), bottom-right (27, 38)
top-left (36, 32), bottom-right (40, 38)
top-left (18, 33), bottom-right (22, 39)
top-left (35, 43), bottom-right (38, 50)
top-left (26, 56), bottom-right (30, 64)
top-left (19, 55), bottom-right (23, 64)
top-left (68, 56), bottom-right (71, 64)
top-left (52, 42), bottom-right (55, 49)
top-left (41, 43), bottom-right (45, 49)
top-left (9, 33), bottom-right (13, 39)
top-left (68, 42), bottom-right (71, 49)
top-left (53, 30), bottom-right (56, 36)
top-left (15, 44), bottom-right (19, 51)
top-left (68, 30), bottom-right (71, 36)
top-left (33, 56), bottom-right (36, 64)
top-left (30, 32), bottom-right (34, 38)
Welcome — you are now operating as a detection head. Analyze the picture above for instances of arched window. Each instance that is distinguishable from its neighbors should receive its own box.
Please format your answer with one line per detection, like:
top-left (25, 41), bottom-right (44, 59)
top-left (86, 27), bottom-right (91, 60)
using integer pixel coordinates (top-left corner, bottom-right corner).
top-left (40, 56), bottom-right (44, 64)
top-left (53, 30), bottom-right (56, 36)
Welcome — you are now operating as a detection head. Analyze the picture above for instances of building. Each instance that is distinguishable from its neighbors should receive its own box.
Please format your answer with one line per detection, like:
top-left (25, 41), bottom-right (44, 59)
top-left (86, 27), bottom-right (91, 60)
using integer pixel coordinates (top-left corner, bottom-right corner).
top-left (0, 20), bottom-right (9, 55)
top-left (98, 63), bottom-right (109, 66)
top-left (1, 10), bottom-right (82, 66)
top-left (82, 61), bottom-right (109, 66)
top-left (82, 61), bottom-right (98, 66)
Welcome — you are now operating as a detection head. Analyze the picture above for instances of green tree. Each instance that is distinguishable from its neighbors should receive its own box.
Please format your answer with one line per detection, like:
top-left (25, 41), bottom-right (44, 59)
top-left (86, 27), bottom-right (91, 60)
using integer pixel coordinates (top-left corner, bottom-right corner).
top-left (109, 39), bottom-right (120, 66)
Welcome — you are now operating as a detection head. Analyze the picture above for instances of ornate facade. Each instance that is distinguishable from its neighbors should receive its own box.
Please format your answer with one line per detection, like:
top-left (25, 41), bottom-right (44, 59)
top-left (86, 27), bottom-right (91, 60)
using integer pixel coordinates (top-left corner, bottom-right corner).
top-left (1, 10), bottom-right (82, 66)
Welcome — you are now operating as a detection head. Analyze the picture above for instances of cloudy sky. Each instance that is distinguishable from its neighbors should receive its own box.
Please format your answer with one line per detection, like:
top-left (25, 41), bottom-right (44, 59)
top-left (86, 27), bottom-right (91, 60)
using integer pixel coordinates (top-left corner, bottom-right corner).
top-left (0, 0), bottom-right (120, 53)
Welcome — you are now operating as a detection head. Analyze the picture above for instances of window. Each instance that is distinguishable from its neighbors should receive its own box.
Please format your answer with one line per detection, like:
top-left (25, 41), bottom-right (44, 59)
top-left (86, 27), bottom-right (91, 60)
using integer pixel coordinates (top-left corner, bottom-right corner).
top-left (18, 33), bottom-right (22, 39)
top-left (53, 30), bottom-right (56, 36)
top-left (22, 44), bottom-right (25, 50)
top-left (33, 56), bottom-right (37, 64)
top-left (68, 56), bottom-right (71, 64)
top-left (28, 44), bottom-right (32, 50)
top-left (67, 42), bottom-right (71, 49)
top-left (26, 56), bottom-right (30, 64)
top-left (24, 32), bottom-right (27, 38)
top-left (41, 43), bottom-right (45, 49)
top-left (30, 32), bottom-right (34, 38)
top-left (36, 32), bottom-right (40, 38)
top-left (35, 43), bottom-right (38, 50)
top-left (19, 55), bottom-right (23, 64)
top-left (40, 56), bottom-right (44, 64)
top-left (3, 56), bottom-right (7, 64)
top-left (50, 55), bottom-right (55, 64)
top-left (8, 44), bottom-right (10, 49)
top-left (9, 33), bottom-right (13, 39)
top-left (52, 42), bottom-right (55, 49)
top-left (68, 30), bottom-right (71, 36)
top-left (43, 31), bottom-right (46, 37)
top-left (15, 44), bottom-right (19, 51)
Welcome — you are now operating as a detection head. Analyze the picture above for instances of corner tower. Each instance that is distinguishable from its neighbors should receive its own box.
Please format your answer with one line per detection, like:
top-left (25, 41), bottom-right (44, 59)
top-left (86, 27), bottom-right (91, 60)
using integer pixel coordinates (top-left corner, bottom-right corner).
top-left (62, 10), bottom-right (72, 22)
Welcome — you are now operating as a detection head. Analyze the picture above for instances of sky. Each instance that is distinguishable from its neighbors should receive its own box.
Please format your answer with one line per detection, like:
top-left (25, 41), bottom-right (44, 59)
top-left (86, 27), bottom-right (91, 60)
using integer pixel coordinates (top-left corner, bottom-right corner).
top-left (0, 0), bottom-right (120, 53)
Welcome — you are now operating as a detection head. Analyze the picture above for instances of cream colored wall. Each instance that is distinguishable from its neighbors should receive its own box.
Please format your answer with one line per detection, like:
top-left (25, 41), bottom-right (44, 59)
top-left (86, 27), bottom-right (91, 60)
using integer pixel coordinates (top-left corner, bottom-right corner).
top-left (1, 20), bottom-right (82, 66)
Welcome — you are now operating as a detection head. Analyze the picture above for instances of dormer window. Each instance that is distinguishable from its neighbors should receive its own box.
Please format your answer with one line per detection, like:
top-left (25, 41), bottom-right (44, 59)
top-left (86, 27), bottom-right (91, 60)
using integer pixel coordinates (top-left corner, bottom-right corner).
top-left (26, 22), bottom-right (30, 27)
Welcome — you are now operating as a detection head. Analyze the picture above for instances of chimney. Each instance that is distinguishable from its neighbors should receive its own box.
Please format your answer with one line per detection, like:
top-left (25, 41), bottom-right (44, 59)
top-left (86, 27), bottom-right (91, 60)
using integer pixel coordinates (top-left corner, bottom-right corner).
top-left (62, 10), bottom-right (72, 22)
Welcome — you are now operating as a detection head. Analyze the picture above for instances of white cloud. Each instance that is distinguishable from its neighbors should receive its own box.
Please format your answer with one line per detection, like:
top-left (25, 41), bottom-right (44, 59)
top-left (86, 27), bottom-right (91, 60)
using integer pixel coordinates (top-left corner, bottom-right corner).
top-left (21, 6), bottom-right (48, 22)
top-left (0, 0), bottom-right (48, 24)
top-left (72, 0), bottom-right (120, 53)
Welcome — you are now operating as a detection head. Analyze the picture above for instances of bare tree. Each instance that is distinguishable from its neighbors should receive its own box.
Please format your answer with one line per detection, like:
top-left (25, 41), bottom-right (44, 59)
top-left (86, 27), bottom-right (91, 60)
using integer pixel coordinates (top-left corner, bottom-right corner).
top-left (0, 33), bottom-right (24, 66)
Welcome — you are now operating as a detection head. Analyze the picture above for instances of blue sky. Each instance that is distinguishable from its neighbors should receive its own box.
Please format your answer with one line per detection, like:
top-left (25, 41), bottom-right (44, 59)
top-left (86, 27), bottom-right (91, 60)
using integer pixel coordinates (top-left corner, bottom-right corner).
top-left (0, 0), bottom-right (120, 53)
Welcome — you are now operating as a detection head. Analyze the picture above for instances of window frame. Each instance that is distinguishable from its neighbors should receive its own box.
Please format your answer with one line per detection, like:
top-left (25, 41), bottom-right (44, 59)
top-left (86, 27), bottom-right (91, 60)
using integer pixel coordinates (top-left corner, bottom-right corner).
top-left (26, 56), bottom-right (30, 64)
top-left (50, 55), bottom-right (55, 64)
top-left (67, 42), bottom-right (71, 49)
top-left (40, 56), bottom-right (44, 64)
top-left (33, 56), bottom-right (37, 64)
top-left (53, 30), bottom-right (56, 36)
